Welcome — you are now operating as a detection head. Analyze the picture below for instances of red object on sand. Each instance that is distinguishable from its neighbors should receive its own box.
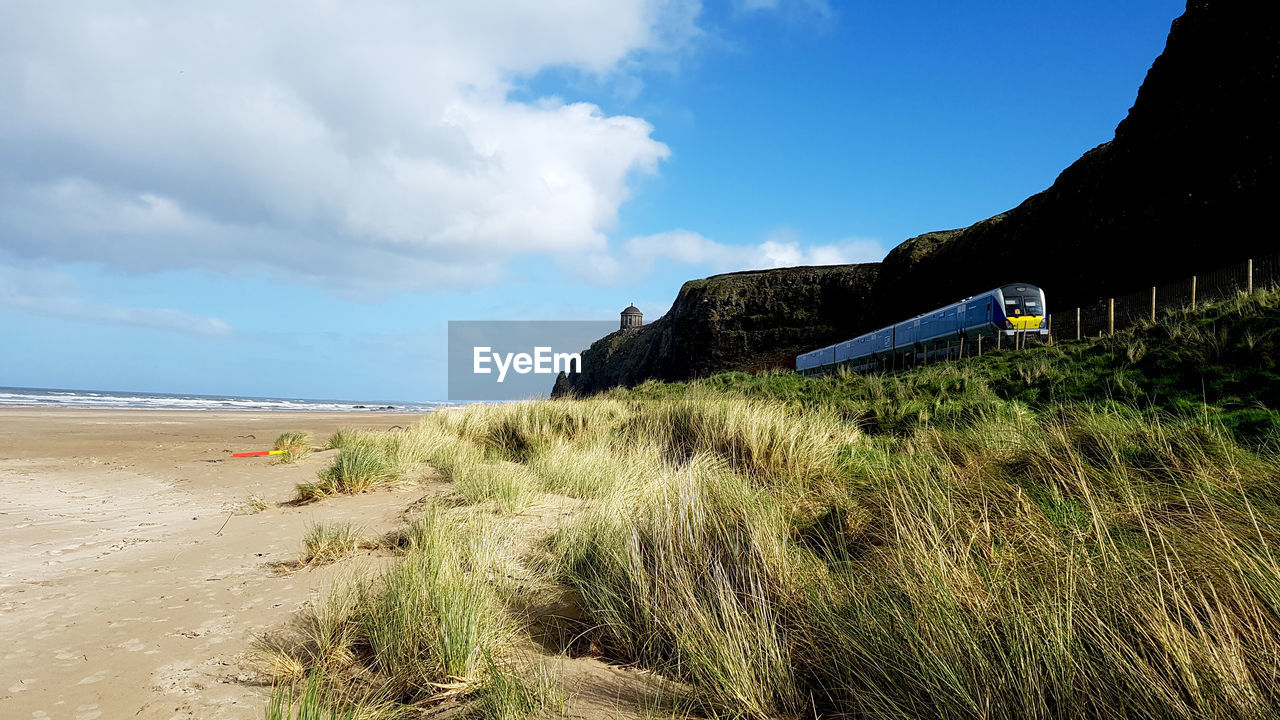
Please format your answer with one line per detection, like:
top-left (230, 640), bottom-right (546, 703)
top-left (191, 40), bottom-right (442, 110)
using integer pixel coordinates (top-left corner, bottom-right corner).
top-left (231, 449), bottom-right (298, 458)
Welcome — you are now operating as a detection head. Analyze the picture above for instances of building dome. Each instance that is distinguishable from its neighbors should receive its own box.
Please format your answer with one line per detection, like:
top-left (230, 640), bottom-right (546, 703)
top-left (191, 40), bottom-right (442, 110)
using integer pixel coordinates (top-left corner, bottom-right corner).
top-left (620, 303), bottom-right (643, 330)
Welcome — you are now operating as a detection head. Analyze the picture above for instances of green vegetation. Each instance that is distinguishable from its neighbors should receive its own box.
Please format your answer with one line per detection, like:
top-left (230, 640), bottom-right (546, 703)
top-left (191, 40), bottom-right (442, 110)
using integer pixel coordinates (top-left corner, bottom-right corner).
top-left (259, 511), bottom-right (562, 718)
top-left (325, 427), bottom-right (359, 451)
top-left (265, 288), bottom-right (1280, 718)
top-left (296, 430), bottom-right (428, 501)
top-left (626, 287), bottom-right (1280, 443)
top-left (453, 462), bottom-right (538, 513)
top-left (273, 431), bottom-right (313, 464)
top-left (299, 522), bottom-right (365, 566)
top-left (263, 669), bottom-right (382, 720)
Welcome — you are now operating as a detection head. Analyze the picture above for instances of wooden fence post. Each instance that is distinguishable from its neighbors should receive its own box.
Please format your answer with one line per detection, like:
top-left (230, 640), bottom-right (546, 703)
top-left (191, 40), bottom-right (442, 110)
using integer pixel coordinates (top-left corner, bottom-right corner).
top-left (1248, 258), bottom-right (1254, 294)
top-left (1075, 307), bottom-right (1081, 341)
top-left (1191, 275), bottom-right (1197, 309)
top-left (978, 334), bottom-right (983, 356)
top-left (1047, 315), bottom-right (1053, 345)
top-left (997, 332), bottom-right (1002, 350)
top-left (1151, 286), bottom-right (1157, 322)
top-left (1108, 298), bottom-right (1115, 336)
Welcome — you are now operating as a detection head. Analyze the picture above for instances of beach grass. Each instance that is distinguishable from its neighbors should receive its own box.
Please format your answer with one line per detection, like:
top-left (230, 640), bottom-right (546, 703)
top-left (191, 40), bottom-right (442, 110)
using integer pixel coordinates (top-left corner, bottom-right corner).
top-left (325, 427), bottom-right (359, 450)
top-left (296, 433), bottom-right (408, 501)
top-left (273, 431), bottom-right (312, 464)
top-left (299, 522), bottom-right (364, 566)
top-left (257, 509), bottom-right (563, 718)
top-left (453, 461), bottom-right (539, 514)
top-left (544, 403), bottom-right (1280, 718)
top-left (265, 288), bottom-right (1280, 718)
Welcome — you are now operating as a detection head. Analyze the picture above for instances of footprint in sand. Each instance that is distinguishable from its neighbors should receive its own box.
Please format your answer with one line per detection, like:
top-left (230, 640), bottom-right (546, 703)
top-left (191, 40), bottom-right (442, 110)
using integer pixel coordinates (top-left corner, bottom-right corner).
top-left (8, 678), bottom-right (35, 693)
top-left (75, 704), bottom-right (103, 720)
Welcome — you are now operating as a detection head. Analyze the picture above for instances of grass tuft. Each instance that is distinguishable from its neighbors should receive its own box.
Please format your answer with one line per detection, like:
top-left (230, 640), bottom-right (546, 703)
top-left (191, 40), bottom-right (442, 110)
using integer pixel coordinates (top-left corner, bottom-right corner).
top-left (296, 438), bottom-right (404, 502)
top-left (453, 462), bottom-right (538, 514)
top-left (273, 431), bottom-right (313, 464)
top-left (325, 427), bottom-right (359, 450)
top-left (556, 457), bottom-right (806, 718)
top-left (257, 510), bottom-right (558, 716)
top-left (300, 523), bottom-right (364, 566)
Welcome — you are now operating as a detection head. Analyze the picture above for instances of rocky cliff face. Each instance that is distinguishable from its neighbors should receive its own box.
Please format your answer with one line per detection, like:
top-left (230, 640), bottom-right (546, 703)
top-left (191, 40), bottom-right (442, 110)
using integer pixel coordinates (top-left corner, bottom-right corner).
top-left (557, 0), bottom-right (1279, 395)
top-left (553, 264), bottom-right (878, 396)
top-left (873, 0), bottom-right (1280, 320)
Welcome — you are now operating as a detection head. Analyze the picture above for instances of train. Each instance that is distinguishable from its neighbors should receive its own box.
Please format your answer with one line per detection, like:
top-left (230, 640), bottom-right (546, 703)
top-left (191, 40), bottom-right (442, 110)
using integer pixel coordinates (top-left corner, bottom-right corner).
top-left (796, 282), bottom-right (1049, 374)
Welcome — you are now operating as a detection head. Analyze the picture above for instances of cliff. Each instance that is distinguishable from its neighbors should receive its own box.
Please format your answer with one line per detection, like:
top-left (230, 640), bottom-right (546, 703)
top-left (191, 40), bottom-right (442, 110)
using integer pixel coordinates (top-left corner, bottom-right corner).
top-left (556, 0), bottom-right (1280, 395)
top-left (553, 264), bottom-right (878, 396)
top-left (873, 0), bottom-right (1280, 319)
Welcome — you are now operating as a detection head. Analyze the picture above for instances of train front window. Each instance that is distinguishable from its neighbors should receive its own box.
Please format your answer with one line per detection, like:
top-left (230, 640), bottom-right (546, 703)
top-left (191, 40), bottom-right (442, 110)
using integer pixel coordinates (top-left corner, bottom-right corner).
top-left (1004, 295), bottom-right (1042, 316)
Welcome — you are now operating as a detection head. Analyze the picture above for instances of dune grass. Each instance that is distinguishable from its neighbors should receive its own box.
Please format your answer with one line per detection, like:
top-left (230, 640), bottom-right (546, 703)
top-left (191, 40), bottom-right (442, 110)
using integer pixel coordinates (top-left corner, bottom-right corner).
top-left (267, 289), bottom-right (1280, 718)
top-left (529, 440), bottom-right (645, 498)
top-left (453, 462), bottom-right (539, 514)
top-left (262, 670), bottom-right (352, 720)
top-left (273, 431), bottom-right (313, 464)
top-left (300, 523), bottom-right (365, 566)
top-left (549, 405), bottom-right (1280, 719)
top-left (555, 455), bottom-right (809, 717)
top-left (257, 509), bottom-right (563, 718)
top-left (325, 427), bottom-right (359, 450)
top-left (262, 667), bottom-right (398, 720)
top-left (619, 390), bottom-right (855, 483)
top-left (791, 411), bottom-right (1280, 719)
top-left (296, 431), bottom-right (424, 501)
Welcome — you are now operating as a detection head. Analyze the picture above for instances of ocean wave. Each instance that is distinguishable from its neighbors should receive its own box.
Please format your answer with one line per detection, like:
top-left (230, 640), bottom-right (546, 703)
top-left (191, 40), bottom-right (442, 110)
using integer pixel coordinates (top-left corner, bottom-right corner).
top-left (0, 387), bottom-right (451, 412)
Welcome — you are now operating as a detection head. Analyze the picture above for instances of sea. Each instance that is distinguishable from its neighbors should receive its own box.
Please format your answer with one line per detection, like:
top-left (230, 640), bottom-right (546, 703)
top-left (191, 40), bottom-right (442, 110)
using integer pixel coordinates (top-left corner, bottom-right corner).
top-left (0, 386), bottom-right (453, 413)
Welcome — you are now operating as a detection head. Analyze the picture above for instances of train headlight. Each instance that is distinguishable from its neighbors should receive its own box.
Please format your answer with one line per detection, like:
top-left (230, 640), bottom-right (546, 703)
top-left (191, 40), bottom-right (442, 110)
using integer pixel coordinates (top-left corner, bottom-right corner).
top-left (1005, 319), bottom-right (1014, 329)
top-left (1039, 318), bottom-right (1046, 328)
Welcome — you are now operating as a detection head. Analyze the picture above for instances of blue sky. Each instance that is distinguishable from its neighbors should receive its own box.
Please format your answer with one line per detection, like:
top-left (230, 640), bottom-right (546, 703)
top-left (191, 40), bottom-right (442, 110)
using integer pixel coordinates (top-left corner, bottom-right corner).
top-left (0, 0), bottom-right (1183, 401)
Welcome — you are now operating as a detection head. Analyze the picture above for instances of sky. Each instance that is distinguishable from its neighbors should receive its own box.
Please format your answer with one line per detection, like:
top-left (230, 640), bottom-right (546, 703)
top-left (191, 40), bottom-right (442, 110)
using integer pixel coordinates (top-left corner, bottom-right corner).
top-left (0, 0), bottom-right (1186, 401)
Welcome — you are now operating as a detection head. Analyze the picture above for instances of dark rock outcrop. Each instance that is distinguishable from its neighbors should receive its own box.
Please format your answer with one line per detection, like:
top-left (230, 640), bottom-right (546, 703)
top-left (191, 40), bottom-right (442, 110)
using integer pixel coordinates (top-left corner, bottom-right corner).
top-left (873, 0), bottom-right (1280, 320)
top-left (557, 0), bottom-right (1280, 395)
top-left (554, 264), bottom-right (879, 395)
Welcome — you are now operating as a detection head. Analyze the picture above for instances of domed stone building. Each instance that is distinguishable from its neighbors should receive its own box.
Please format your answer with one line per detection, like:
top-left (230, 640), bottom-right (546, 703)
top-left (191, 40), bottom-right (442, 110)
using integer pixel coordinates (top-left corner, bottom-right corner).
top-left (620, 304), bottom-right (643, 330)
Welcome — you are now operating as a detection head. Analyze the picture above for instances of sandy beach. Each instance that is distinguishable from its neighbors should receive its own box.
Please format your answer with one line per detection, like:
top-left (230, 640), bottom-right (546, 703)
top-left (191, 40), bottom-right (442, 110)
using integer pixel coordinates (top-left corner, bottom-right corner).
top-left (0, 409), bottom-right (427, 719)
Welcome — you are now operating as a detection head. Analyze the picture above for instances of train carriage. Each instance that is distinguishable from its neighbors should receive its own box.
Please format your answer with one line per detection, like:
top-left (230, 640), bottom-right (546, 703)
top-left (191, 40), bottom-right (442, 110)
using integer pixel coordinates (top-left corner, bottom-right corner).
top-left (797, 283), bottom-right (1048, 375)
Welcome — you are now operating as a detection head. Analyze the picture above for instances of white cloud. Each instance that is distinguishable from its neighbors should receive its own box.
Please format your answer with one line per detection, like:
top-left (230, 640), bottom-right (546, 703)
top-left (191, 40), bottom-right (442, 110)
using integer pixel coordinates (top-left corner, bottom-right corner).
top-left (734, 0), bottom-right (832, 19)
top-left (579, 228), bottom-right (885, 284)
top-left (0, 263), bottom-right (233, 336)
top-left (0, 1), bottom-right (697, 295)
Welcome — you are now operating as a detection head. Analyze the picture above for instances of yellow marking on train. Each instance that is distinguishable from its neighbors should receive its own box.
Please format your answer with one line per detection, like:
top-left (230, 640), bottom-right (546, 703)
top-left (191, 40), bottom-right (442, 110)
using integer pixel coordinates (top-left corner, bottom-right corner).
top-left (1008, 315), bottom-right (1043, 330)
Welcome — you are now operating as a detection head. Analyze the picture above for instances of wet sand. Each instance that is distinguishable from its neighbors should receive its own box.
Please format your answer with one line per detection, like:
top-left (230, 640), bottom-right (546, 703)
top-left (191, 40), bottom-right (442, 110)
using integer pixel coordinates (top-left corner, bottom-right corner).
top-left (0, 409), bottom-right (427, 719)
